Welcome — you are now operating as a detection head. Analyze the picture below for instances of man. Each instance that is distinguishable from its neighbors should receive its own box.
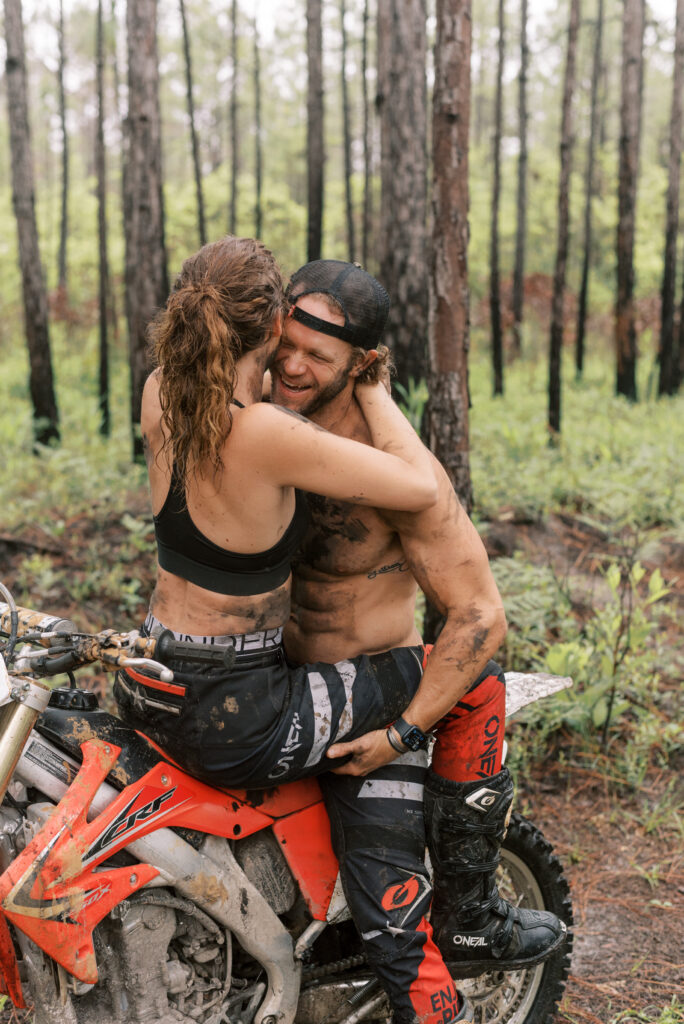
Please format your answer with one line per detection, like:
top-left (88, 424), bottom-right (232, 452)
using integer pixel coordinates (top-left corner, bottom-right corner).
top-left (271, 260), bottom-right (566, 1024)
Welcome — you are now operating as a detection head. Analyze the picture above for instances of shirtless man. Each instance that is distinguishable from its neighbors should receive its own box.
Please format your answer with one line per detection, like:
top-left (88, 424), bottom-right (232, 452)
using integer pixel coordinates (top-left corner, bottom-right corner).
top-left (270, 261), bottom-right (565, 1009)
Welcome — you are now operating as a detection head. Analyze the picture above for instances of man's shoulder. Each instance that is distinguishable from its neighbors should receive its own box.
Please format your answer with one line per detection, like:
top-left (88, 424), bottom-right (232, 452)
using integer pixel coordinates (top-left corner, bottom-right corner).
top-left (378, 465), bottom-right (464, 540)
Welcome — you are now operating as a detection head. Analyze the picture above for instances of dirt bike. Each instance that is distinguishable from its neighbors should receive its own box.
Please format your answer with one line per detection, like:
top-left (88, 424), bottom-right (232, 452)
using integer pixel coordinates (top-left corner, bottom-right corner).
top-left (0, 583), bottom-right (573, 1024)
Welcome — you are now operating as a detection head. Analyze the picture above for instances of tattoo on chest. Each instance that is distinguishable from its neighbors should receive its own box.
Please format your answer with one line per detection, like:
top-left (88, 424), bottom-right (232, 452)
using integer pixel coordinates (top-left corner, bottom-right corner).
top-left (367, 560), bottom-right (409, 580)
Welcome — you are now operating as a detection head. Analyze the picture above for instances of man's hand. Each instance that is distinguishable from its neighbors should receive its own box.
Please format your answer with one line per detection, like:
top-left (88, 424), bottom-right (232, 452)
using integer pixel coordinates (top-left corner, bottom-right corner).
top-left (327, 729), bottom-right (397, 776)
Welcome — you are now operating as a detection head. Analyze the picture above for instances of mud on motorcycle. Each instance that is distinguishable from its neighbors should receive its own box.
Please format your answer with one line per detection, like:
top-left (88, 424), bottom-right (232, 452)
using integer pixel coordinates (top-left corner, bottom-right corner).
top-left (0, 583), bottom-right (573, 1024)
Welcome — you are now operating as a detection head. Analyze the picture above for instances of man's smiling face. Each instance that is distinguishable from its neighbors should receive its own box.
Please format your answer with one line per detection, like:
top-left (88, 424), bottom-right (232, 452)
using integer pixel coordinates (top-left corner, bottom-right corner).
top-left (270, 295), bottom-right (358, 417)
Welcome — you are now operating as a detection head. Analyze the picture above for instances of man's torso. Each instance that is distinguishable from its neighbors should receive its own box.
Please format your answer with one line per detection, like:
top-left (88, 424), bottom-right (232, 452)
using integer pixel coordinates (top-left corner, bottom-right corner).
top-left (286, 491), bottom-right (420, 663)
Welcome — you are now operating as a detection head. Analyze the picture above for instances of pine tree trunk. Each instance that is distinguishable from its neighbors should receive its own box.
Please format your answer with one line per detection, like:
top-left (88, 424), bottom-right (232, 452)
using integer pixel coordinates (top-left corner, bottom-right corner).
top-left (548, 0), bottom-right (581, 439)
top-left (124, 0), bottom-right (168, 461)
top-left (253, 17), bottom-right (263, 240)
top-left (659, 0), bottom-right (684, 396)
top-left (341, 0), bottom-right (356, 263)
top-left (424, 0), bottom-right (472, 643)
top-left (511, 0), bottom-right (528, 357)
top-left (490, 0), bottom-right (504, 396)
top-left (229, 0), bottom-right (239, 235)
top-left (361, 0), bottom-right (372, 269)
top-left (57, 0), bottom-right (69, 297)
top-left (306, 0), bottom-right (324, 262)
top-left (377, 0), bottom-right (428, 390)
top-left (576, 0), bottom-right (604, 379)
top-left (4, 0), bottom-right (60, 447)
top-left (96, 0), bottom-right (110, 437)
top-left (472, 20), bottom-right (487, 150)
top-left (615, 0), bottom-right (645, 402)
top-left (110, 0), bottom-right (124, 339)
top-left (179, 0), bottom-right (206, 247)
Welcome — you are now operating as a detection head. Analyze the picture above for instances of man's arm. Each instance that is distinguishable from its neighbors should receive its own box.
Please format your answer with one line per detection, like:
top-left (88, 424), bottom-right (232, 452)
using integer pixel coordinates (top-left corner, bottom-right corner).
top-left (327, 457), bottom-right (507, 775)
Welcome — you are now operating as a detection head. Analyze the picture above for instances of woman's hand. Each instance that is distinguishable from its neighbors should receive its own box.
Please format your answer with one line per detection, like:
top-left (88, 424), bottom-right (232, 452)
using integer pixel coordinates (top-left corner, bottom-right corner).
top-left (326, 728), bottom-right (398, 776)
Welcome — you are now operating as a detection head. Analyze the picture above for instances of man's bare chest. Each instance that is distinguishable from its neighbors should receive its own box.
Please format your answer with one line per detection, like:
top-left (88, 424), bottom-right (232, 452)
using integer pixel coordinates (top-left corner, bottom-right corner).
top-left (295, 493), bottom-right (404, 578)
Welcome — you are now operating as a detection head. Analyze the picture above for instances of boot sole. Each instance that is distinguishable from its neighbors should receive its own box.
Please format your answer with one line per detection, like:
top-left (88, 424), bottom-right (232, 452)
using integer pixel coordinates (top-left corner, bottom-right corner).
top-left (444, 928), bottom-right (568, 979)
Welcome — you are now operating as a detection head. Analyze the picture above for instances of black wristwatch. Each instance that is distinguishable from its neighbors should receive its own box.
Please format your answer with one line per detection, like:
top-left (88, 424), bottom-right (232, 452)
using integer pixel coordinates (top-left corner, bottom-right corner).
top-left (387, 716), bottom-right (429, 753)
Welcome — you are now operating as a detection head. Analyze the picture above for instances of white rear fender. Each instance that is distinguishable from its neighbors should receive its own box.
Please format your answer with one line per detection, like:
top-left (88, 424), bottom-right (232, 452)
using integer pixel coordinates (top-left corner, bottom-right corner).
top-left (504, 672), bottom-right (573, 720)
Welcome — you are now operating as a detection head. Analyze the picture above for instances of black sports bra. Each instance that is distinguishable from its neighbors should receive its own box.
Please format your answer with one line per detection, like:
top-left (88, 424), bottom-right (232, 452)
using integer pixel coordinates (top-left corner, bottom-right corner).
top-left (153, 405), bottom-right (310, 596)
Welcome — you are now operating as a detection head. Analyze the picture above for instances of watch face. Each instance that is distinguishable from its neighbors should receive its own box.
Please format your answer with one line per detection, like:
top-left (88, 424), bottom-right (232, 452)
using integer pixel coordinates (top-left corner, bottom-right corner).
top-left (403, 725), bottom-right (427, 751)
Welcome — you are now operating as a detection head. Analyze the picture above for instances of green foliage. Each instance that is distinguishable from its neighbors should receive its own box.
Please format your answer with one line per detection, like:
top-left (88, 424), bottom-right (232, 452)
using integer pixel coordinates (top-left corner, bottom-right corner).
top-left (468, 350), bottom-right (684, 532)
top-left (504, 553), bottom-right (680, 788)
top-left (394, 377), bottom-right (429, 432)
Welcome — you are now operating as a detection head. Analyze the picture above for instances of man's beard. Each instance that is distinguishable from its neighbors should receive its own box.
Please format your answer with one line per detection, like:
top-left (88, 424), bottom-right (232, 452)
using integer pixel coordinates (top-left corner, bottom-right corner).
top-left (273, 357), bottom-right (355, 418)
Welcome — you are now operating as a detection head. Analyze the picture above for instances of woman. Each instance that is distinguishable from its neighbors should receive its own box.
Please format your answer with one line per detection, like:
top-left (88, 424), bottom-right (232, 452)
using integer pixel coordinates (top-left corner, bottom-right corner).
top-left (114, 235), bottom-right (438, 788)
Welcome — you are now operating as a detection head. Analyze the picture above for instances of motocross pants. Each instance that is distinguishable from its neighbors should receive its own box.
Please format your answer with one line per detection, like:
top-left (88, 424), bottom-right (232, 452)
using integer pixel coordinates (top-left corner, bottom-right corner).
top-left (115, 617), bottom-right (505, 1024)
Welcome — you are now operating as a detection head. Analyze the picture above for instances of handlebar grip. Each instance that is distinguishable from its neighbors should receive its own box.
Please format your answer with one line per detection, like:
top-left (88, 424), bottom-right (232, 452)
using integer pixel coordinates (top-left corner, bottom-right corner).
top-left (154, 630), bottom-right (236, 669)
top-left (0, 603), bottom-right (78, 640)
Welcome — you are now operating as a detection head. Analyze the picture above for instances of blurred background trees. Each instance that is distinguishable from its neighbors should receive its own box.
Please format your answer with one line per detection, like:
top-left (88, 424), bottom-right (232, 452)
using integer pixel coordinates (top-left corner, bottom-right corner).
top-left (1, 0), bottom-right (683, 464)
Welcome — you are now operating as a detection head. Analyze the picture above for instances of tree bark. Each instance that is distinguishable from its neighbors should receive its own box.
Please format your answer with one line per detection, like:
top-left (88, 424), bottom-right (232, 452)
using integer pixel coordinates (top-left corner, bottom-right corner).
top-left (472, 18), bottom-right (487, 150)
top-left (615, 0), bottom-right (645, 402)
top-left (424, 0), bottom-right (472, 642)
top-left (253, 17), bottom-right (263, 239)
top-left (123, 0), bottom-right (168, 461)
top-left (96, 0), bottom-right (111, 437)
top-left (489, 0), bottom-right (504, 396)
top-left (57, 0), bottom-right (69, 297)
top-left (306, 0), bottom-right (324, 262)
top-left (361, 0), bottom-right (372, 269)
top-left (341, 0), bottom-right (356, 263)
top-left (4, 0), bottom-right (60, 447)
top-left (660, 0), bottom-right (684, 396)
top-left (377, 0), bottom-right (428, 390)
top-left (576, 0), bottom-right (604, 379)
top-left (548, 0), bottom-right (580, 439)
top-left (229, 0), bottom-right (239, 235)
top-left (110, 0), bottom-right (124, 334)
top-left (511, 0), bottom-right (528, 357)
top-left (179, 0), bottom-right (206, 247)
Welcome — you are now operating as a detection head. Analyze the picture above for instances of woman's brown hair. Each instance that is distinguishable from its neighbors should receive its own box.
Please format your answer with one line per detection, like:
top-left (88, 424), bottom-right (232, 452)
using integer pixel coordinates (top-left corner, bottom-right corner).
top-left (149, 236), bottom-right (284, 488)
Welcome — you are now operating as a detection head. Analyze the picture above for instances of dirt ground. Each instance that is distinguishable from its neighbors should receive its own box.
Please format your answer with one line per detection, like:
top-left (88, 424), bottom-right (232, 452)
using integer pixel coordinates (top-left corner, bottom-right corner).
top-left (484, 510), bottom-right (684, 1023)
top-left (0, 504), bottom-right (682, 1023)
top-left (518, 762), bottom-right (684, 1024)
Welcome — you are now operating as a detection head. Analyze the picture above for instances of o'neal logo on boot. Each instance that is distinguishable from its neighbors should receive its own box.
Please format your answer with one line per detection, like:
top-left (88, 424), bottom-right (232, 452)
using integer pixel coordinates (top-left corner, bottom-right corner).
top-left (451, 934), bottom-right (487, 947)
top-left (464, 786), bottom-right (500, 814)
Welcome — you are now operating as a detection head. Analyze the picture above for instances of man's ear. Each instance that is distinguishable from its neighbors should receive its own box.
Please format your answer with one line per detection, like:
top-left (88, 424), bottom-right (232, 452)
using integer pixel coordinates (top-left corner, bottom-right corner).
top-left (351, 349), bottom-right (379, 377)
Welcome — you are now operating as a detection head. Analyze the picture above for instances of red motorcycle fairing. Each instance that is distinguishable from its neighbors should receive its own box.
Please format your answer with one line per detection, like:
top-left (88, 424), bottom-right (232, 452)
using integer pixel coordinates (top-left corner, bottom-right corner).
top-left (0, 909), bottom-right (24, 1008)
top-left (0, 736), bottom-right (341, 993)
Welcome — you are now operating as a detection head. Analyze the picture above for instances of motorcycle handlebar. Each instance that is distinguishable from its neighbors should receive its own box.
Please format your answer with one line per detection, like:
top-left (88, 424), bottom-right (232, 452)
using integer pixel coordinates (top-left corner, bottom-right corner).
top-left (0, 602), bottom-right (78, 644)
top-left (1, 601), bottom-right (234, 682)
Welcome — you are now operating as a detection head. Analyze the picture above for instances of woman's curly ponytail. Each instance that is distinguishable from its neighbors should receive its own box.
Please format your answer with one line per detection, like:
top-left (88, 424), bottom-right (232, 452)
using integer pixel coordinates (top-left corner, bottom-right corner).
top-left (149, 237), bottom-right (284, 488)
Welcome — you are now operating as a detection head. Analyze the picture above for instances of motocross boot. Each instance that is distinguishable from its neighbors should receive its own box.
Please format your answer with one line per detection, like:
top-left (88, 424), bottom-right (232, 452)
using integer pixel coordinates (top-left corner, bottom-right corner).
top-left (424, 767), bottom-right (566, 975)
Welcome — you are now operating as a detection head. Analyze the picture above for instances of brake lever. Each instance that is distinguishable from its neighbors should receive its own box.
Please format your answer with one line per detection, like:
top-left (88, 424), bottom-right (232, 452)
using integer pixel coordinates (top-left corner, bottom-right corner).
top-left (118, 657), bottom-right (174, 683)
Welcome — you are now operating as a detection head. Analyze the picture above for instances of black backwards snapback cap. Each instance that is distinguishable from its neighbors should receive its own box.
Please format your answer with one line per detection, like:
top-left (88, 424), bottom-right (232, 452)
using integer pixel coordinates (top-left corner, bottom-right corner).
top-left (286, 260), bottom-right (390, 351)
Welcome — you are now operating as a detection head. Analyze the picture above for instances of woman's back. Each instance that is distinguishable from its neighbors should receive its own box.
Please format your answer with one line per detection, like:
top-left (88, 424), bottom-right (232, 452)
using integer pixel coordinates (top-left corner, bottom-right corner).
top-left (143, 372), bottom-right (301, 637)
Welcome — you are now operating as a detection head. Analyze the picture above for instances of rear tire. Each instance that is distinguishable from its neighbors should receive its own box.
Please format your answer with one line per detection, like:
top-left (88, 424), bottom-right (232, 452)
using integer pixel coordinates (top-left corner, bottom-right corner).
top-left (456, 813), bottom-right (573, 1024)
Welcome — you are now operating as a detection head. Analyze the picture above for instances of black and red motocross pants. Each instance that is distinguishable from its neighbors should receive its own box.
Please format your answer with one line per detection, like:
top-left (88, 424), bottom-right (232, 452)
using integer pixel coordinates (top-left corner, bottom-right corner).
top-left (115, 621), bottom-right (505, 1024)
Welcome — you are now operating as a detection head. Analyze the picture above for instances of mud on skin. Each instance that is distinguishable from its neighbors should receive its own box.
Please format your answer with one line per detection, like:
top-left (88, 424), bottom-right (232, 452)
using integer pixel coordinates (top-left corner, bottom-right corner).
top-left (298, 493), bottom-right (371, 561)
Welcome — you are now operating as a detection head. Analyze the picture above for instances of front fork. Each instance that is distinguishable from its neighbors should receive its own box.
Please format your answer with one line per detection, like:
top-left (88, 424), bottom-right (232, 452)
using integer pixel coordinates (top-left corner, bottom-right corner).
top-left (0, 669), bottom-right (51, 804)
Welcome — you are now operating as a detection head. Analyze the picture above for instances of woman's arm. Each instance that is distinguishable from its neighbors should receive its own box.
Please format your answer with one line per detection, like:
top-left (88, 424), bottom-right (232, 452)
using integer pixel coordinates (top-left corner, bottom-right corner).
top-left (239, 399), bottom-right (438, 512)
top-left (354, 382), bottom-right (433, 481)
